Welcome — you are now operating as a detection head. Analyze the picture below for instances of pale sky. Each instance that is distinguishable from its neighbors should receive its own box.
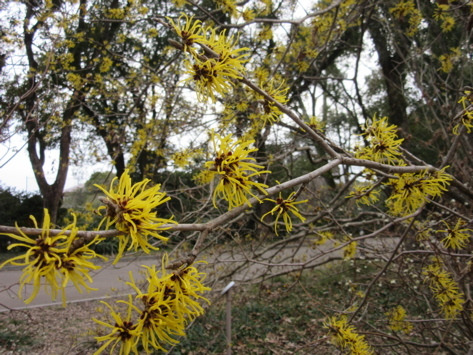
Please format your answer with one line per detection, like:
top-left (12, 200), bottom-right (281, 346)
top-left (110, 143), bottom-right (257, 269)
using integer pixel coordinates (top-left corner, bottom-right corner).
top-left (0, 134), bottom-right (107, 193)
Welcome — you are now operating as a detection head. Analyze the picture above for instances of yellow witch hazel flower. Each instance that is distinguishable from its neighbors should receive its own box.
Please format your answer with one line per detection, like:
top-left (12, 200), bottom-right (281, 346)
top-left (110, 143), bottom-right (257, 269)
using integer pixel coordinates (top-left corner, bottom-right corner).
top-left (453, 90), bottom-right (473, 134)
top-left (261, 191), bottom-right (308, 235)
top-left (343, 240), bottom-right (358, 260)
top-left (325, 315), bottom-right (373, 355)
top-left (313, 230), bottom-right (334, 246)
top-left (94, 254), bottom-right (210, 354)
top-left (200, 130), bottom-right (270, 209)
top-left (423, 261), bottom-right (465, 319)
top-left (0, 209), bottom-right (103, 305)
top-left (167, 13), bottom-right (204, 53)
top-left (356, 115), bottom-right (404, 165)
top-left (214, 0), bottom-right (237, 17)
top-left (93, 295), bottom-right (140, 355)
top-left (437, 219), bottom-right (472, 250)
top-left (385, 305), bottom-right (413, 334)
top-left (346, 183), bottom-right (380, 206)
top-left (256, 78), bottom-right (289, 126)
top-left (184, 57), bottom-right (243, 103)
top-left (169, 14), bottom-right (249, 103)
top-left (95, 169), bottom-right (176, 264)
top-left (385, 167), bottom-right (452, 216)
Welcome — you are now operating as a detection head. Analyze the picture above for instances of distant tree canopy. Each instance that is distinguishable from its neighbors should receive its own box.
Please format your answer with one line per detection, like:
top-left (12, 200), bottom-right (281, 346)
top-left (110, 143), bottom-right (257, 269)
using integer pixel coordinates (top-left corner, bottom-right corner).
top-left (1, 0), bottom-right (471, 224)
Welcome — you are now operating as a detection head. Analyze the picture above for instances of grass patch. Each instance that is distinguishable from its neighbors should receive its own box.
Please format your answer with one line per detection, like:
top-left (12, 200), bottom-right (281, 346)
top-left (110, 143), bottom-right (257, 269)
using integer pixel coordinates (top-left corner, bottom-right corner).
top-left (166, 260), bottom-right (382, 354)
top-left (0, 318), bottom-right (37, 351)
top-left (162, 258), bottom-right (463, 354)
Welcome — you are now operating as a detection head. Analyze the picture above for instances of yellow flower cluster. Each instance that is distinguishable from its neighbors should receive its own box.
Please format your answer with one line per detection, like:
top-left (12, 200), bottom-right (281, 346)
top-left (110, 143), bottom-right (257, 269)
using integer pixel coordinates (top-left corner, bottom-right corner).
top-left (215, 0), bottom-right (237, 17)
top-left (171, 148), bottom-right (203, 168)
top-left (199, 131), bottom-right (269, 209)
top-left (168, 14), bottom-right (249, 103)
top-left (453, 90), bottom-right (473, 134)
top-left (313, 230), bottom-right (334, 246)
top-left (93, 254), bottom-right (210, 354)
top-left (0, 209), bottom-right (104, 305)
top-left (385, 305), bottom-right (413, 334)
top-left (438, 47), bottom-right (461, 74)
top-left (433, 4), bottom-right (456, 32)
top-left (220, 73), bottom-right (290, 138)
top-left (262, 191), bottom-right (308, 235)
top-left (96, 169), bottom-right (176, 263)
top-left (325, 315), bottom-right (373, 355)
top-left (437, 219), bottom-right (472, 250)
top-left (385, 167), bottom-right (452, 216)
top-left (343, 240), bottom-right (358, 260)
top-left (423, 261), bottom-right (465, 319)
top-left (356, 115), bottom-right (404, 165)
top-left (255, 78), bottom-right (289, 126)
top-left (389, 0), bottom-right (422, 36)
top-left (346, 183), bottom-right (380, 206)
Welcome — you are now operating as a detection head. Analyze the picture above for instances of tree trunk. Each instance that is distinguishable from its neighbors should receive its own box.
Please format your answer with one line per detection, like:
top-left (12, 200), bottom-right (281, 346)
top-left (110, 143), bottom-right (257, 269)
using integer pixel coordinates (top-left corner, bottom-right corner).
top-left (26, 96), bottom-right (76, 224)
top-left (368, 10), bottom-right (411, 134)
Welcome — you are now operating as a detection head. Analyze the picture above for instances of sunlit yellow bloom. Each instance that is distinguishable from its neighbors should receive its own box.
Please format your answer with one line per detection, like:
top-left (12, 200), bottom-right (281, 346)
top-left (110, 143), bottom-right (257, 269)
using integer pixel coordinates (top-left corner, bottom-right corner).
top-left (93, 296), bottom-right (140, 355)
top-left (389, 0), bottom-right (421, 36)
top-left (385, 167), bottom-right (452, 216)
top-left (262, 191), bottom-right (308, 235)
top-left (437, 219), bottom-right (472, 250)
top-left (200, 28), bottom-right (249, 68)
top-left (356, 115), bottom-right (404, 165)
top-left (205, 131), bottom-right (264, 174)
top-left (325, 315), bottom-right (373, 355)
top-left (453, 91), bottom-right (473, 134)
top-left (213, 169), bottom-right (269, 209)
top-left (154, 256), bottom-right (211, 321)
top-left (171, 18), bottom-right (248, 104)
top-left (313, 231), bottom-right (334, 246)
top-left (122, 254), bottom-right (211, 352)
top-left (423, 262), bottom-right (465, 319)
top-left (128, 273), bottom-right (185, 352)
top-left (1, 209), bottom-right (98, 306)
top-left (0, 210), bottom-right (105, 306)
top-left (183, 29), bottom-right (249, 103)
top-left (214, 0), bottom-right (237, 17)
top-left (346, 184), bottom-right (380, 206)
top-left (203, 131), bottom-right (269, 209)
top-left (256, 79), bottom-right (289, 125)
top-left (167, 13), bottom-right (203, 53)
top-left (306, 115), bottom-right (325, 132)
top-left (343, 240), bottom-right (357, 260)
top-left (385, 306), bottom-right (413, 334)
top-left (183, 57), bottom-right (241, 103)
top-left (60, 228), bottom-right (105, 296)
top-left (96, 169), bottom-right (176, 264)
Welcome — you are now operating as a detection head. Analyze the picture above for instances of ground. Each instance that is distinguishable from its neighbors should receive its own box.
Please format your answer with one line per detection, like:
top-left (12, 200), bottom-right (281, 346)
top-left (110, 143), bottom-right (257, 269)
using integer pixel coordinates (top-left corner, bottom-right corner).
top-left (0, 300), bottom-right (100, 354)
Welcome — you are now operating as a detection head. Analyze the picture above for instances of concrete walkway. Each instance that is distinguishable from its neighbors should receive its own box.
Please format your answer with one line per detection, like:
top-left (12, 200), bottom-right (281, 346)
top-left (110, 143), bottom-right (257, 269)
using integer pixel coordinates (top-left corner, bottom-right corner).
top-left (0, 237), bottom-right (397, 312)
top-left (0, 254), bottom-right (163, 312)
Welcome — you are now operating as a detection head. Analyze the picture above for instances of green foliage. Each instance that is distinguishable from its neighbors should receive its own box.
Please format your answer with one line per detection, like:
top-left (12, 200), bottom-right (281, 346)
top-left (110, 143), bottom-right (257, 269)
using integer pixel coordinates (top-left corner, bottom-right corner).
top-left (0, 186), bottom-right (43, 252)
top-left (0, 318), bottom-right (36, 351)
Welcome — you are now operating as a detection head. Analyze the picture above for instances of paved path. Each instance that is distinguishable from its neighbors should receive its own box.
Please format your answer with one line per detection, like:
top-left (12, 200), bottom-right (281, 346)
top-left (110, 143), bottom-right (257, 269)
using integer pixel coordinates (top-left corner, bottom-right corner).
top-left (0, 254), bottom-right (163, 312)
top-left (0, 237), bottom-right (398, 312)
